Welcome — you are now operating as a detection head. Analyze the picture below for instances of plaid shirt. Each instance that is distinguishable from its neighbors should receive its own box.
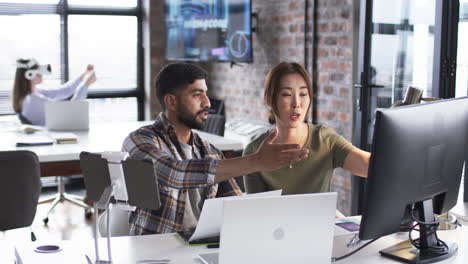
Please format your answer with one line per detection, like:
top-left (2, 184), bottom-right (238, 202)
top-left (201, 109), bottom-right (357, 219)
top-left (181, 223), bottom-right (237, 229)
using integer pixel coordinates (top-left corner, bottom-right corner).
top-left (122, 113), bottom-right (242, 235)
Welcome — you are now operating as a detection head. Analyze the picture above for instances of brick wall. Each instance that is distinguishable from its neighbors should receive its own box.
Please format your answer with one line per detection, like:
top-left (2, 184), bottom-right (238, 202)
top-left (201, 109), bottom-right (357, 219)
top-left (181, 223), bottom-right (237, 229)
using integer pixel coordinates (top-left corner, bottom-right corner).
top-left (148, 1), bottom-right (166, 118)
top-left (203, 0), bottom-right (306, 121)
top-left (148, 0), bottom-right (355, 215)
top-left (313, 0), bottom-right (354, 215)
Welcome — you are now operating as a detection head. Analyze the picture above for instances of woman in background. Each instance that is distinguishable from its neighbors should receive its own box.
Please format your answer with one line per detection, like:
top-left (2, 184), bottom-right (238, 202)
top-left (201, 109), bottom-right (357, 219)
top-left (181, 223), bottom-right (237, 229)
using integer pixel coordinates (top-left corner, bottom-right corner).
top-left (12, 58), bottom-right (96, 126)
top-left (243, 62), bottom-right (370, 206)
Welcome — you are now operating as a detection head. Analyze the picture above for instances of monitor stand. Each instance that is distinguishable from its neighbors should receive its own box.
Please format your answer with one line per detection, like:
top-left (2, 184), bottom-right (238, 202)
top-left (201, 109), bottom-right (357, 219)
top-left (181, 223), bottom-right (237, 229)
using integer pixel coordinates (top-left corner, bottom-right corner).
top-left (379, 200), bottom-right (458, 264)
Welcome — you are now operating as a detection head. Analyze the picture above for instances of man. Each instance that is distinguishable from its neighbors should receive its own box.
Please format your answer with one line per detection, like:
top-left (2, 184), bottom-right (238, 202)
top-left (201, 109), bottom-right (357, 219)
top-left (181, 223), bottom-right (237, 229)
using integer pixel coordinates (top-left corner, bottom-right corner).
top-left (122, 63), bottom-right (309, 235)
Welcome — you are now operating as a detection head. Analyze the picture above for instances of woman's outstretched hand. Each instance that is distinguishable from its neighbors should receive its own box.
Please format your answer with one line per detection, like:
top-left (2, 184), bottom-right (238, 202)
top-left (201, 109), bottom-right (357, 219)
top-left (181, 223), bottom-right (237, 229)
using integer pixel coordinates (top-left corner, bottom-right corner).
top-left (85, 71), bottom-right (97, 86)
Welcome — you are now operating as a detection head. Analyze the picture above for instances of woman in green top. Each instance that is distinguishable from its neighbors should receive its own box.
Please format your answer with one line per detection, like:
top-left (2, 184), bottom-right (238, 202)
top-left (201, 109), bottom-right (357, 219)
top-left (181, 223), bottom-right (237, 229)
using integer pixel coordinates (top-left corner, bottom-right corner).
top-left (243, 62), bottom-right (370, 195)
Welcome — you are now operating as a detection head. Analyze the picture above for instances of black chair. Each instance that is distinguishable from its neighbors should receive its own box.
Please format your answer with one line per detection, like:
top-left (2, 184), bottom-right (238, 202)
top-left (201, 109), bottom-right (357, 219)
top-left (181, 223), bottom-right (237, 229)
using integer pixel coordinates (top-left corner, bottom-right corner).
top-left (202, 114), bottom-right (226, 136)
top-left (201, 97), bottom-right (226, 136)
top-left (208, 97), bottom-right (225, 115)
top-left (0, 150), bottom-right (41, 231)
top-left (17, 113), bottom-right (91, 224)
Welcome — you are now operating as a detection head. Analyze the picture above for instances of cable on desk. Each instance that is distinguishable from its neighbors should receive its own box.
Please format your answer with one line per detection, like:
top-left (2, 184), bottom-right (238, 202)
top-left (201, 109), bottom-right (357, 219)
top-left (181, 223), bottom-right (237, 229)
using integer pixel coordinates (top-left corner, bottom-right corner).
top-left (407, 207), bottom-right (459, 254)
top-left (331, 238), bottom-right (379, 262)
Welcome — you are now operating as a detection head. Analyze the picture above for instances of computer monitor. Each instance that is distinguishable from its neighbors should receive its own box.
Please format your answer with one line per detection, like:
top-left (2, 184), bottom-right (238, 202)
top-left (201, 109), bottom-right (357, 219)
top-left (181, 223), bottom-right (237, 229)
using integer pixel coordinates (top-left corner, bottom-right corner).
top-left (359, 97), bottom-right (468, 263)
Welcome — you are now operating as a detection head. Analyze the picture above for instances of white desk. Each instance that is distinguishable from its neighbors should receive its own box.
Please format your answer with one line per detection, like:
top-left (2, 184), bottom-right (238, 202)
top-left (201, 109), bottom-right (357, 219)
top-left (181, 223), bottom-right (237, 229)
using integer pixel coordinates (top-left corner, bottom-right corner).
top-left (0, 121), bottom-right (243, 176)
top-left (7, 228), bottom-right (467, 264)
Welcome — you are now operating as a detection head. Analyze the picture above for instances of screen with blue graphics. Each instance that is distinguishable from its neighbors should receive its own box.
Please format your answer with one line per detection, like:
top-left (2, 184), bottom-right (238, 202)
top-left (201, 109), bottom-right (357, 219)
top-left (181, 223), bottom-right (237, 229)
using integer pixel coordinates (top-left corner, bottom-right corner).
top-left (165, 0), bottom-right (252, 62)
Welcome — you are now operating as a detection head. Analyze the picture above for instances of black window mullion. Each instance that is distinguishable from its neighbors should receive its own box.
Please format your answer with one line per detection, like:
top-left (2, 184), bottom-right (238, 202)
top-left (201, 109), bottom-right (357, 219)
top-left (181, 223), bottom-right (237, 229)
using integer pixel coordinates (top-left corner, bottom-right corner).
top-left (86, 90), bottom-right (139, 99)
top-left (59, 0), bottom-right (69, 83)
top-left (136, 0), bottom-right (144, 121)
top-left (433, 0), bottom-right (459, 99)
top-left (67, 7), bottom-right (138, 16)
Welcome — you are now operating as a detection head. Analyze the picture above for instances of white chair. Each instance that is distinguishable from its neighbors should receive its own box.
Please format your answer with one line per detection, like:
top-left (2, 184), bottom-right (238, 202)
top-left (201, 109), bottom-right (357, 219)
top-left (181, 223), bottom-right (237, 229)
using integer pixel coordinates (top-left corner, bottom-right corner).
top-left (98, 204), bottom-right (130, 237)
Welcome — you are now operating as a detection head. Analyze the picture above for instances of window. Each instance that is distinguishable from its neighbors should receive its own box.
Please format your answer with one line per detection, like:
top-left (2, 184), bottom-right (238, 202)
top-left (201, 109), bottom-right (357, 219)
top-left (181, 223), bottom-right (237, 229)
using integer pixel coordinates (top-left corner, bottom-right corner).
top-left (68, 15), bottom-right (138, 91)
top-left (456, 1), bottom-right (468, 98)
top-left (0, 0), bottom-right (143, 121)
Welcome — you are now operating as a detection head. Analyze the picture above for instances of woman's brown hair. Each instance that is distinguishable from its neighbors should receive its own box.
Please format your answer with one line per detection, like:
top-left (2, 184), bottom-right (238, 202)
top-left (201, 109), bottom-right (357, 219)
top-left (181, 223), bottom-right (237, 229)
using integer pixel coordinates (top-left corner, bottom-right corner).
top-left (12, 58), bottom-right (37, 113)
top-left (264, 62), bottom-right (312, 124)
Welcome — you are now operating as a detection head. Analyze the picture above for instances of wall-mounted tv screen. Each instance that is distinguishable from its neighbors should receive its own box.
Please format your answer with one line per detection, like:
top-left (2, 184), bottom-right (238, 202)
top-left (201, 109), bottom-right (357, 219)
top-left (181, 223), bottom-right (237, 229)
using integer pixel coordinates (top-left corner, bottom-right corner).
top-left (165, 0), bottom-right (252, 62)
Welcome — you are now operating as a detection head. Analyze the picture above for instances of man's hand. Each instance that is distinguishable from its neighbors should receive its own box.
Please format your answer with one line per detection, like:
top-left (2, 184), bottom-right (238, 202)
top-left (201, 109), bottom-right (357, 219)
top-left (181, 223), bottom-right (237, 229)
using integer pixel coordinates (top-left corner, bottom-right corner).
top-left (215, 128), bottom-right (309, 183)
top-left (252, 128), bottom-right (309, 172)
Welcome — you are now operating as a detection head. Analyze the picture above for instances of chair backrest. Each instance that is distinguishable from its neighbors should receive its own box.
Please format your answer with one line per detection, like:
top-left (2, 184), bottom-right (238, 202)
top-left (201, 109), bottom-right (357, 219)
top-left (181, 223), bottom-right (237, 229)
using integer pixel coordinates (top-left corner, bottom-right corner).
top-left (208, 97), bottom-right (225, 116)
top-left (0, 150), bottom-right (41, 231)
top-left (201, 114), bottom-right (226, 136)
top-left (18, 113), bottom-right (32, 125)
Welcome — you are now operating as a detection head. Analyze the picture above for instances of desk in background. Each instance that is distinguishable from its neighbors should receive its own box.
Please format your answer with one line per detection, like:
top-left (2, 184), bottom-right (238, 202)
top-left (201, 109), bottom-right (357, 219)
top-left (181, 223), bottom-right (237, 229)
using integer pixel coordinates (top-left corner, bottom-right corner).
top-left (0, 121), bottom-right (244, 177)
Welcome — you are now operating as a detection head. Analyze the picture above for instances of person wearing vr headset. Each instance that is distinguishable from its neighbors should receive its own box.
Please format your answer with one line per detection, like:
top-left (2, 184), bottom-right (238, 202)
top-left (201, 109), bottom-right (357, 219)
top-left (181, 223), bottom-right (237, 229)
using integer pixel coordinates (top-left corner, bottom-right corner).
top-left (12, 58), bottom-right (97, 126)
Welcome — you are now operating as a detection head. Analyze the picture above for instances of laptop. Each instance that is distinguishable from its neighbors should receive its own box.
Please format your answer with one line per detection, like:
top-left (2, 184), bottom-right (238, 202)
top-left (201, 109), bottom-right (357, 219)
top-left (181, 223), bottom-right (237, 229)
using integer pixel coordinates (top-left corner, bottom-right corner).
top-left (45, 101), bottom-right (89, 131)
top-left (199, 192), bottom-right (337, 264)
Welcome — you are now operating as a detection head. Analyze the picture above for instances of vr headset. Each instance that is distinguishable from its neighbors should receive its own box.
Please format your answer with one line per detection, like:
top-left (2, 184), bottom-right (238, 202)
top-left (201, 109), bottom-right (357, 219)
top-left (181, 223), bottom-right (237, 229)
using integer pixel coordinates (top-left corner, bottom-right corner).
top-left (16, 58), bottom-right (52, 80)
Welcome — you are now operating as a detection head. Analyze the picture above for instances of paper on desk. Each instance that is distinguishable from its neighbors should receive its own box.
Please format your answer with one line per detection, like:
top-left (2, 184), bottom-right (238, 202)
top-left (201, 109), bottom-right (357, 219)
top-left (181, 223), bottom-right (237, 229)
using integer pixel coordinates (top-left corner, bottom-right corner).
top-left (189, 190), bottom-right (282, 242)
top-left (15, 134), bottom-right (54, 146)
top-left (334, 216), bottom-right (361, 237)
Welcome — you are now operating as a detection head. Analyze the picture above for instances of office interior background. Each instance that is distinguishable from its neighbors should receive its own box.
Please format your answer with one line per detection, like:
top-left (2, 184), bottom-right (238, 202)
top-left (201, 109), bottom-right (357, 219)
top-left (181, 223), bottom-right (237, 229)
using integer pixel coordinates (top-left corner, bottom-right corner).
top-left (0, 0), bottom-right (467, 216)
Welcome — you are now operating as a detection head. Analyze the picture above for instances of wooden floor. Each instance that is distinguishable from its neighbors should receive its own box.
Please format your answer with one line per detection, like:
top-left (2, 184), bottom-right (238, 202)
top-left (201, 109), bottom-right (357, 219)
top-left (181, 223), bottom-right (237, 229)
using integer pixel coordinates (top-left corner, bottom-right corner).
top-left (1, 182), bottom-right (95, 245)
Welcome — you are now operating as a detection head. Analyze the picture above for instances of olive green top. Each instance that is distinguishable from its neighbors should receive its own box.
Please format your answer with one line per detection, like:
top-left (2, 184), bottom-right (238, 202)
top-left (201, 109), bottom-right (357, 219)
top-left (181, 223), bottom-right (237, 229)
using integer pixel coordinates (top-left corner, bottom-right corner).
top-left (243, 124), bottom-right (355, 195)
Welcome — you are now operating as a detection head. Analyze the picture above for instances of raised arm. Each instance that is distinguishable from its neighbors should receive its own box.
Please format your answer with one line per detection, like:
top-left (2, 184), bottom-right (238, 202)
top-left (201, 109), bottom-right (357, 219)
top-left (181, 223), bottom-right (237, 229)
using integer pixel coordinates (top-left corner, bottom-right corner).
top-left (123, 128), bottom-right (309, 189)
top-left (38, 64), bottom-right (95, 100)
top-left (343, 148), bottom-right (370, 178)
top-left (215, 128), bottom-right (309, 183)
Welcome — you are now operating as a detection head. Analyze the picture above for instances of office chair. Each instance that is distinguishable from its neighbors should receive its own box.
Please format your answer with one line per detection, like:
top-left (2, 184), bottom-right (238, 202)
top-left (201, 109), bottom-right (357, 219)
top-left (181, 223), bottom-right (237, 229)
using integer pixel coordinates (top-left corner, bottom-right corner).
top-left (201, 97), bottom-right (226, 136)
top-left (208, 96), bottom-right (225, 116)
top-left (0, 150), bottom-right (41, 232)
top-left (202, 114), bottom-right (226, 136)
top-left (40, 176), bottom-right (92, 224)
top-left (18, 113), bottom-right (32, 125)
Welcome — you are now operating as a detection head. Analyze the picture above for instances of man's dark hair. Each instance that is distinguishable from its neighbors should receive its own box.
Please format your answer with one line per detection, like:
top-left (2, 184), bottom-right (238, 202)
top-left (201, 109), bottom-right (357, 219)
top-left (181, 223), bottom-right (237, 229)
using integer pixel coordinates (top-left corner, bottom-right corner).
top-left (155, 63), bottom-right (208, 110)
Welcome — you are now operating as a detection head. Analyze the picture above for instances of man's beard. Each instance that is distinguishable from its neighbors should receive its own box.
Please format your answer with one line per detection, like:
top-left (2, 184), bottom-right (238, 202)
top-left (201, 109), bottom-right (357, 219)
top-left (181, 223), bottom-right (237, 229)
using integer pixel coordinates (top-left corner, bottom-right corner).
top-left (177, 103), bottom-right (208, 130)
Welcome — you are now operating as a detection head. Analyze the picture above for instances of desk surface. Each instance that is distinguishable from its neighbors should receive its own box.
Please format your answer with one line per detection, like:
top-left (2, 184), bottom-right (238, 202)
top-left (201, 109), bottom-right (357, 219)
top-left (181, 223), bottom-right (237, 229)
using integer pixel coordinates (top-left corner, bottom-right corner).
top-left (1, 121), bottom-right (243, 163)
top-left (5, 228), bottom-right (467, 264)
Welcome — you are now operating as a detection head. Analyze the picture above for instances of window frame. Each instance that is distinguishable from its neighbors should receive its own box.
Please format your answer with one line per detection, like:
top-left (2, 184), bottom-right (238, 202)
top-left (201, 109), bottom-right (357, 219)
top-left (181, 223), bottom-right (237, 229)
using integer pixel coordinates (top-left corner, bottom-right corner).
top-left (0, 0), bottom-right (145, 120)
top-left (352, 0), bottom-right (462, 215)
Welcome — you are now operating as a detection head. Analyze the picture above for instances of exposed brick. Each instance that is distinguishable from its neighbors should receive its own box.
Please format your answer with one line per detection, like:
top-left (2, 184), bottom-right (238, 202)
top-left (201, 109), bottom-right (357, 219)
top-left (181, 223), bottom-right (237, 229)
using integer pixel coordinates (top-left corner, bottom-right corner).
top-left (330, 0), bottom-right (345, 6)
top-left (317, 23), bottom-right (330, 33)
top-left (338, 35), bottom-right (352, 46)
top-left (279, 36), bottom-right (292, 45)
top-left (339, 87), bottom-right (349, 97)
top-left (331, 99), bottom-right (345, 109)
top-left (317, 47), bottom-right (329, 57)
top-left (330, 73), bottom-right (345, 81)
top-left (339, 61), bottom-right (352, 71)
top-left (289, 24), bottom-right (300, 33)
top-left (324, 36), bottom-right (338, 45)
top-left (339, 112), bottom-right (350, 122)
top-left (289, 1), bottom-right (299, 10)
top-left (341, 7), bottom-right (352, 19)
top-left (321, 61), bottom-right (338, 70)
top-left (324, 85), bottom-right (334, 94)
top-left (317, 72), bottom-right (330, 82)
